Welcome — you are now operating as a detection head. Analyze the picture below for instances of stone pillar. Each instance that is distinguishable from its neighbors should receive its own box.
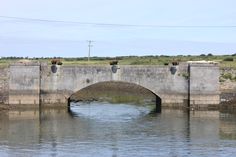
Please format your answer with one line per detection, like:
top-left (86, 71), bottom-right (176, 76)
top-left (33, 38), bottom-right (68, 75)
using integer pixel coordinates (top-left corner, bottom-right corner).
top-left (189, 63), bottom-right (220, 110)
top-left (9, 63), bottom-right (40, 107)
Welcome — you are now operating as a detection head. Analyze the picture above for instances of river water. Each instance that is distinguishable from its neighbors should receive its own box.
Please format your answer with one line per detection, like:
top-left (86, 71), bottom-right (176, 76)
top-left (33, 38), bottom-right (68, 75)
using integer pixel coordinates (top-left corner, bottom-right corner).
top-left (1, 102), bottom-right (236, 157)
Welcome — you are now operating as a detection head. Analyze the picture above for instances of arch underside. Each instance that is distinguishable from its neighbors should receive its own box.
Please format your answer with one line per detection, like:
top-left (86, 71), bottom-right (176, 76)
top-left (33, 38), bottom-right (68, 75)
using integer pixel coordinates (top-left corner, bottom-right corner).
top-left (70, 81), bottom-right (161, 100)
top-left (72, 81), bottom-right (160, 97)
top-left (69, 81), bottom-right (162, 112)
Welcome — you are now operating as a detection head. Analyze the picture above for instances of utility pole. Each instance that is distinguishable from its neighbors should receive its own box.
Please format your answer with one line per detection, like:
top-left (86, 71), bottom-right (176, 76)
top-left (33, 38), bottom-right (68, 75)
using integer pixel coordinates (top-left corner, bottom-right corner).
top-left (87, 40), bottom-right (94, 62)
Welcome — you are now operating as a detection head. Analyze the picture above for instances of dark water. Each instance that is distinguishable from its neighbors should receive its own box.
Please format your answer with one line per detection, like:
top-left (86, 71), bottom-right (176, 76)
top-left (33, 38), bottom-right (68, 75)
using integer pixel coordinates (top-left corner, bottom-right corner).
top-left (1, 102), bottom-right (236, 157)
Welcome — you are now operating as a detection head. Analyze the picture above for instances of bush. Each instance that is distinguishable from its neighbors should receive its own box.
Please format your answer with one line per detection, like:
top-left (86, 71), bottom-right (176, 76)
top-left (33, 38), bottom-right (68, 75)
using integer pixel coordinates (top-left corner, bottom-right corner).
top-left (207, 53), bottom-right (213, 56)
top-left (51, 59), bottom-right (63, 65)
top-left (164, 63), bottom-right (169, 66)
top-left (223, 57), bottom-right (234, 61)
top-left (221, 73), bottom-right (232, 80)
top-left (109, 60), bottom-right (118, 65)
top-left (57, 61), bottom-right (63, 65)
top-left (51, 59), bottom-right (58, 64)
top-left (172, 61), bottom-right (179, 66)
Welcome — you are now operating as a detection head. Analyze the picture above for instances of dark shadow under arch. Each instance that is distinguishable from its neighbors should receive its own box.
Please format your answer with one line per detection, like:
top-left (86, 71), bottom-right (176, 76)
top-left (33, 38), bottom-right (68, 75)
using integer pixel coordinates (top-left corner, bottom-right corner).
top-left (68, 81), bottom-right (161, 113)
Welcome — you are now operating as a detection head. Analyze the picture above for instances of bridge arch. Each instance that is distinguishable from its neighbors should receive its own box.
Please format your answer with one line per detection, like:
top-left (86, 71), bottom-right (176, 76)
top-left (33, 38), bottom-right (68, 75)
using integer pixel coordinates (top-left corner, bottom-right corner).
top-left (68, 81), bottom-right (162, 112)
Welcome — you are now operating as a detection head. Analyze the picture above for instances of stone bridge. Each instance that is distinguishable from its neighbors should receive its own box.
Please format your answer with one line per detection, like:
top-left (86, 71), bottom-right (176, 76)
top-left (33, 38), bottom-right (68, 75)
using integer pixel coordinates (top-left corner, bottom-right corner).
top-left (0, 62), bottom-right (220, 110)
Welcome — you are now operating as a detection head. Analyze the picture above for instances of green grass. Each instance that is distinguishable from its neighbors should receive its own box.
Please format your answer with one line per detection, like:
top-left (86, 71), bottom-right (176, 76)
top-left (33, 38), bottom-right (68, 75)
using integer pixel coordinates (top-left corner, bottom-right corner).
top-left (1, 55), bottom-right (236, 69)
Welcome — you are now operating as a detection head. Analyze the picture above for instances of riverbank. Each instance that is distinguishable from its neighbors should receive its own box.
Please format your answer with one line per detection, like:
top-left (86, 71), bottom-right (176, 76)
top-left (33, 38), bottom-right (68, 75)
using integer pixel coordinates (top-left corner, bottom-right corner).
top-left (216, 66), bottom-right (236, 107)
top-left (220, 68), bottom-right (236, 104)
top-left (220, 92), bottom-right (236, 112)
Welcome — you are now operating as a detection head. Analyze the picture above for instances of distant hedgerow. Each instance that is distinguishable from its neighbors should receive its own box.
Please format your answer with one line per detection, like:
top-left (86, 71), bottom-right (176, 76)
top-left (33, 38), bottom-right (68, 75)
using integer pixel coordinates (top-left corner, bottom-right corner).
top-left (223, 57), bottom-right (234, 61)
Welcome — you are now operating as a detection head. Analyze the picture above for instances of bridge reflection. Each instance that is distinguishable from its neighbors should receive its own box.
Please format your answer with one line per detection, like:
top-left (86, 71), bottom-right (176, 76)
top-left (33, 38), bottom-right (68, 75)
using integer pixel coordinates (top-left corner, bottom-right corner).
top-left (0, 108), bottom-right (236, 154)
top-left (220, 111), bottom-right (236, 140)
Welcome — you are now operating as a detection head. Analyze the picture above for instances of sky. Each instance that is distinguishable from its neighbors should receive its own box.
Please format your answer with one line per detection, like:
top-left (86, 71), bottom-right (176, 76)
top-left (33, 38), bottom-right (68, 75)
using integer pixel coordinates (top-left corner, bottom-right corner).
top-left (0, 0), bottom-right (236, 57)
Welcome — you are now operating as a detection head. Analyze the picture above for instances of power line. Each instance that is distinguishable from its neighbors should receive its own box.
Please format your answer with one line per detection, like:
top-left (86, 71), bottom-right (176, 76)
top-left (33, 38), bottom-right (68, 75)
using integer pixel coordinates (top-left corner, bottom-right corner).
top-left (0, 15), bottom-right (236, 28)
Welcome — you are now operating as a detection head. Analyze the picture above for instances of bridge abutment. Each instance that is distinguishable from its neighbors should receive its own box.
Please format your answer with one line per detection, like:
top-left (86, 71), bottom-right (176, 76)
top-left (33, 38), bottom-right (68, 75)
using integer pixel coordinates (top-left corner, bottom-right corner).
top-left (9, 64), bottom-right (40, 108)
top-left (189, 64), bottom-right (220, 110)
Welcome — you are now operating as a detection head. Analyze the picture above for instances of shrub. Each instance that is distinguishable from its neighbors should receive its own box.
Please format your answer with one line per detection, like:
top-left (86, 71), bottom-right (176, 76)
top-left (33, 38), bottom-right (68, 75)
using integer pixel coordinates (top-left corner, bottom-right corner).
top-left (172, 61), bottom-right (179, 66)
top-left (221, 73), bottom-right (232, 80)
top-left (51, 59), bottom-right (63, 65)
top-left (57, 61), bottom-right (63, 65)
top-left (223, 57), bottom-right (234, 61)
top-left (109, 60), bottom-right (118, 65)
top-left (51, 59), bottom-right (58, 64)
top-left (207, 53), bottom-right (213, 56)
top-left (164, 63), bottom-right (169, 66)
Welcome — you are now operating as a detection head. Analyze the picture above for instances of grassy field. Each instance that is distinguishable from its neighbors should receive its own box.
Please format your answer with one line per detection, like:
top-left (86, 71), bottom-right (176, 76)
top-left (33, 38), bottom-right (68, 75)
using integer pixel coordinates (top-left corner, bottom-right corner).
top-left (1, 55), bottom-right (236, 69)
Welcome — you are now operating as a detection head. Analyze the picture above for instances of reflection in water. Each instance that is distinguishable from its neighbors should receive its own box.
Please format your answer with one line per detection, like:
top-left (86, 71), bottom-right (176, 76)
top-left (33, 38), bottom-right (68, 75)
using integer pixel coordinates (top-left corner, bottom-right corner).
top-left (0, 103), bottom-right (236, 156)
top-left (220, 112), bottom-right (236, 140)
top-left (69, 102), bottom-right (151, 122)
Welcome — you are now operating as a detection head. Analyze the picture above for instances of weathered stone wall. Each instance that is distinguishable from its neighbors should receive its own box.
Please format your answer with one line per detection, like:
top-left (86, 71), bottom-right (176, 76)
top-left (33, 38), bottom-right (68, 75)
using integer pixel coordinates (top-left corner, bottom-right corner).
top-left (117, 64), bottom-right (189, 106)
top-left (9, 64), bottom-right (40, 107)
top-left (7, 62), bottom-right (220, 110)
top-left (40, 64), bottom-right (189, 107)
top-left (0, 67), bottom-right (9, 105)
top-left (40, 65), bottom-right (112, 106)
top-left (190, 64), bottom-right (220, 109)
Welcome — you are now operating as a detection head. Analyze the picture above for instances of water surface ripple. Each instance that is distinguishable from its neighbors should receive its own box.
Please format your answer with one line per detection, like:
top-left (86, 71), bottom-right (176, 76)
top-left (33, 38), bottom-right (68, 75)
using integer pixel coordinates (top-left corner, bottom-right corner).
top-left (0, 102), bottom-right (236, 156)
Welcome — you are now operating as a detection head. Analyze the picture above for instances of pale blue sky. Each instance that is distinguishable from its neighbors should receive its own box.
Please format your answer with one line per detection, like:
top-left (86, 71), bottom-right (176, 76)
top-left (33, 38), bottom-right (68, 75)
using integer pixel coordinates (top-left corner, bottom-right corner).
top-left (0, 0), bottom-right (236, 57)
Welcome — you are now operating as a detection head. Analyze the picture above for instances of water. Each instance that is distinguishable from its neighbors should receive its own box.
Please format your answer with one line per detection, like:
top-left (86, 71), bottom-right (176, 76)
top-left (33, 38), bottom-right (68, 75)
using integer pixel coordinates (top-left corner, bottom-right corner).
top-left (69, 102), bottom-right (151, 122)
top-left (1, 102), bottom-right (236, 157)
